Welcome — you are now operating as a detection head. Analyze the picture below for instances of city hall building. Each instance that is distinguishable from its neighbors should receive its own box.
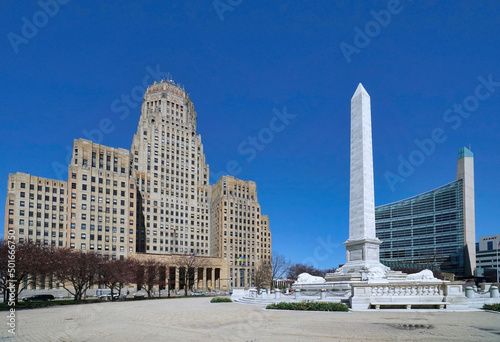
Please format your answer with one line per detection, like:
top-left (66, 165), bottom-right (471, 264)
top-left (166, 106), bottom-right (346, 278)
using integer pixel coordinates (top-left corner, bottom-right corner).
top-left (375, 147), bottom-right (476, 277)
top-left (4, 79), bottom-right (272, 291)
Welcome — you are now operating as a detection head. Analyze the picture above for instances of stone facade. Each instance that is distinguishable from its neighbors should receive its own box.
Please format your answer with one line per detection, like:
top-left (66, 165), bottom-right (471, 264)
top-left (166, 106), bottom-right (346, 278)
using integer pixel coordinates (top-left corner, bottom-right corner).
top-left (131, 253), bottom-right (229, 292)
top-left (68, 139), bottom-right (136, 260)
top-left (130, 82), bottom-right (211, 255)
top-left (5, 173), bottom-right (67, 248)
top-left (210, 176), bottom-right (271, 287)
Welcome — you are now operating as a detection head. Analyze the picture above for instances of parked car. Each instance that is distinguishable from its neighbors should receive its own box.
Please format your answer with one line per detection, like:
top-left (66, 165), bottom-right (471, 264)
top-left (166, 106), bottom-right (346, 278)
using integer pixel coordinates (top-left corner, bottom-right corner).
top-left (95, 289), bottom-right (120, 299)
top-left (98, 293), bottom-right (119, 299)
top-left (132, 291), bottom-right (147, 299)
top-left (23, 294), bottom-right (55, 302)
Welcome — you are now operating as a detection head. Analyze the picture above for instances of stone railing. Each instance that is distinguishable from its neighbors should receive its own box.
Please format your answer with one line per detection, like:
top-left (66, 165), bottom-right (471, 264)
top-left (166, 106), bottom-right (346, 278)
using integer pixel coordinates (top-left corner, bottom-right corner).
top-left (369, 284), bottom-right (442, 297)
top-left (350, 281), bottom-right (468, 310)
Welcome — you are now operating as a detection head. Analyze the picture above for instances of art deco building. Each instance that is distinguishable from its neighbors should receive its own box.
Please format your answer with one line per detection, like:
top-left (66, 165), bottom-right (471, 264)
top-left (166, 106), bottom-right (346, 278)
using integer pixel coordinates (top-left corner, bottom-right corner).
top-left (4, 78), bottom-right (271, 289)
top-left (375, 147), bottom-right (476, 277)
top-left (210, 176), bottom-right (272, 287)
top-left (130, 81), bottom-right (211, 255)
top-left (67, 139), bottom-right (136, 260)
top-left (5, 173), bottom-right (67, 247)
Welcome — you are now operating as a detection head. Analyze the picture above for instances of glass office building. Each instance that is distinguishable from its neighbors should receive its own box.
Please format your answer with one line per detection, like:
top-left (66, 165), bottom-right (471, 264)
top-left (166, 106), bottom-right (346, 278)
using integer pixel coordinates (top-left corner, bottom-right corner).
top-left (375, 180), bottom-right (465, 275)
top-left (375, 147), bottom-right (476, 277)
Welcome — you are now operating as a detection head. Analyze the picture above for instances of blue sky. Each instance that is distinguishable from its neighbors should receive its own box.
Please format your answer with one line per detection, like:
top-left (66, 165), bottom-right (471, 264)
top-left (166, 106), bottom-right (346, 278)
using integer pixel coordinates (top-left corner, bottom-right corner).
top-left (1, 1), bottom-right (499, 269)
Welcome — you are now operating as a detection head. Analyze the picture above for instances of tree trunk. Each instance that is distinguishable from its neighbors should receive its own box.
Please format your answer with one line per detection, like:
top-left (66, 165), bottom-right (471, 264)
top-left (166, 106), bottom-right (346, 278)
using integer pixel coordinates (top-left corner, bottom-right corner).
top-left (14, 281), bottom-right (20, 305)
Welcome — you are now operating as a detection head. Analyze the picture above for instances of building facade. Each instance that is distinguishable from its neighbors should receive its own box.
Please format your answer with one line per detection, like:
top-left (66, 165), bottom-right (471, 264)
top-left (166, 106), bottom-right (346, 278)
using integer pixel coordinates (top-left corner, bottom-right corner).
top-left (130, 81), bottom-right (211, 256)
top-left (210, 176), bottom-right (271, 287)
top-left (476, 234), bottom-right (500, 281)
top-left (5, 173), bottom-right (67, 247)
top-left (3, 79), bottom-right (271, 289)
top-left (375, 147), bottom-right (476, 277)
top-left (68, 139), bottom-right (136, 260)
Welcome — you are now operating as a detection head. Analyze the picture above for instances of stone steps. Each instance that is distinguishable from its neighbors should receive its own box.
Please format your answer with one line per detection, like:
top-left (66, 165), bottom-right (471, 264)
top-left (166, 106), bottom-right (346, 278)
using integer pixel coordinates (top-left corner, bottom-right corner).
top-left (233, 296), bottom-right (277, 305)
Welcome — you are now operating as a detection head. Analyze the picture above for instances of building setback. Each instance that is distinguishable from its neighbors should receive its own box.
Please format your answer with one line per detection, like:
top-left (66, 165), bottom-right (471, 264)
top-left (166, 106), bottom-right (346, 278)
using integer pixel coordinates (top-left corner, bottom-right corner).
top-left (130, 82), bottom-right (211, 255)
top-left (210, 176), bottom-right (271, 287)
top-left (3, 79), bottom-right (271, 289)
top-left (375, 147), bottom-right (476, 278)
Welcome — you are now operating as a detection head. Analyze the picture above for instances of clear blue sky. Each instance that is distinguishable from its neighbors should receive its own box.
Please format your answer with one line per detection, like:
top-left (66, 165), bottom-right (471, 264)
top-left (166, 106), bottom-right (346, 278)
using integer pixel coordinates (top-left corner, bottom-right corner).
top-left (1, 1), bottom-right (499, 269)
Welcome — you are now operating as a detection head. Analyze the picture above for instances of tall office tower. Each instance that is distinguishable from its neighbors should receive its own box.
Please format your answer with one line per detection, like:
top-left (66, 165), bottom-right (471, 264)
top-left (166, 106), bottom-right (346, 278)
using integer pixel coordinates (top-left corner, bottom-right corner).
top-left (68, 139), bottom-right (136, 260)
top-left (130, 80), bottom-right (211, 255)
top-left (210, 176), bottom-right (271, 287)
top-left (5, 173), bottom-right (67, 247)
top-left (456, 147), bottom-right (476, 277)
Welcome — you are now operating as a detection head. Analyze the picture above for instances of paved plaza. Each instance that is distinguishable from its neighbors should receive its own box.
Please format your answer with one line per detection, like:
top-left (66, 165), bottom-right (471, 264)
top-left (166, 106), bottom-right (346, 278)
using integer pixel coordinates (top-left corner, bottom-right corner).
top-left (2, 298), bottom-right (500, 341)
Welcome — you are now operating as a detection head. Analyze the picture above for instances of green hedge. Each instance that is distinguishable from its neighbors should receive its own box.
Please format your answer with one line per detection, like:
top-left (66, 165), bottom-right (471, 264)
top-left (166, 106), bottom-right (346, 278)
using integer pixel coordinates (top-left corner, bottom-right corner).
top-left (483, 303), bottom-right (500, 312)
top-left (210, 297), bottom-right (232, 303)
top-left (266, 301), bottom-right (349, 312)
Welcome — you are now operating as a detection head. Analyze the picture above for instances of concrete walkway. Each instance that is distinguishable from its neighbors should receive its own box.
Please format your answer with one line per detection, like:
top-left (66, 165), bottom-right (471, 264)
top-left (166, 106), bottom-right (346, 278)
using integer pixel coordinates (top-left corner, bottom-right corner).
top-left (2, 297), bottom-right (499, 341)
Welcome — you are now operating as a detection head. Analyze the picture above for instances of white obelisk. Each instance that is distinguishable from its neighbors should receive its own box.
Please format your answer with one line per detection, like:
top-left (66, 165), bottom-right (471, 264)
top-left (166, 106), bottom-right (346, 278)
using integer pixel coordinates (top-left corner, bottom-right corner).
top-left (340, 83), bottom-right (385, 274)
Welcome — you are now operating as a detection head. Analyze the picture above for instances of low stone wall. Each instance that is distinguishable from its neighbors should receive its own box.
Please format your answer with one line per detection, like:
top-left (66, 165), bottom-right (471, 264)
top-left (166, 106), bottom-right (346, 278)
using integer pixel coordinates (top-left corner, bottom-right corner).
top-left (350, 281), bottom-right (468, 310)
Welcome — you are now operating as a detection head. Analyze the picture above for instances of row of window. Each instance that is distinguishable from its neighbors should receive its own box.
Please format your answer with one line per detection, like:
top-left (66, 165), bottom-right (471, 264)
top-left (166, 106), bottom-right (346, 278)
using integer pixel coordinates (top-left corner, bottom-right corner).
top-left (18, 229), bottom-right (64, 237)
top-left (73, 243), bottom-right (128, 253)
top-left (13, 182), bottom-right (65, 193)
top-left (9, 219), bottom-right (64, 227)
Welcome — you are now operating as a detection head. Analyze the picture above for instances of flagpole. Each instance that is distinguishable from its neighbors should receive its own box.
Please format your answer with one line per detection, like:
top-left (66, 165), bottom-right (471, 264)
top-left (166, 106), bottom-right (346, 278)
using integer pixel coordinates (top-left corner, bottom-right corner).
top-left (497, 240), bottom-right (499, 284)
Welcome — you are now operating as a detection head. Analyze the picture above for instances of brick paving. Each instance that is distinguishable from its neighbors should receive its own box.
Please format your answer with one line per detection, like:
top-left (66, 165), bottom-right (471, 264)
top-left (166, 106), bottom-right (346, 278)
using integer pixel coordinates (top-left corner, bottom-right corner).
top-left (2, 298), bottom-right (499, 341)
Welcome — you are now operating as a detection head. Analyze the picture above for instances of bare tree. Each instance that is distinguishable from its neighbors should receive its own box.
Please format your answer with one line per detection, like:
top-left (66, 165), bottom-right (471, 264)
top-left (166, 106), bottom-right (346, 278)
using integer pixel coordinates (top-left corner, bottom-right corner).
top-left (98, 258), bottom-right (135, 299)
top-left (132, 257), bottom-right (161, 298)
top-left (53, 249), bottom-right (100, 301)
top-left (270, 253), bottom-right (290, 289)
top-left (322, 267), bottom-right (337, 276)
top-left (253, 262), bottom-right (272, 293)
top-left (170, 253), bottom-right (213, 296)
top-left (287, 263), bottom-right (329, 280)
top-left (0, 241), bottom-right (54, 305)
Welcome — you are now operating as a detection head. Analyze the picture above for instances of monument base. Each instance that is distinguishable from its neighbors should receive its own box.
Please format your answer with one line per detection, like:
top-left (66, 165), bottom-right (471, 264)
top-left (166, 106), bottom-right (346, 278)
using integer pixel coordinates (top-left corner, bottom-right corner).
top-left (325, 237), bottom-right (392, 281)
top-left (292, 272), bottom-right (468, 310)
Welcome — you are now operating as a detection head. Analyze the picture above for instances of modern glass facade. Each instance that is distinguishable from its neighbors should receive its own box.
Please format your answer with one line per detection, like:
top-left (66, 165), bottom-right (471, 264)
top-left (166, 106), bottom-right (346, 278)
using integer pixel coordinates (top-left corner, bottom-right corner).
top-left (375, 179), bottom-right (465, 276)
